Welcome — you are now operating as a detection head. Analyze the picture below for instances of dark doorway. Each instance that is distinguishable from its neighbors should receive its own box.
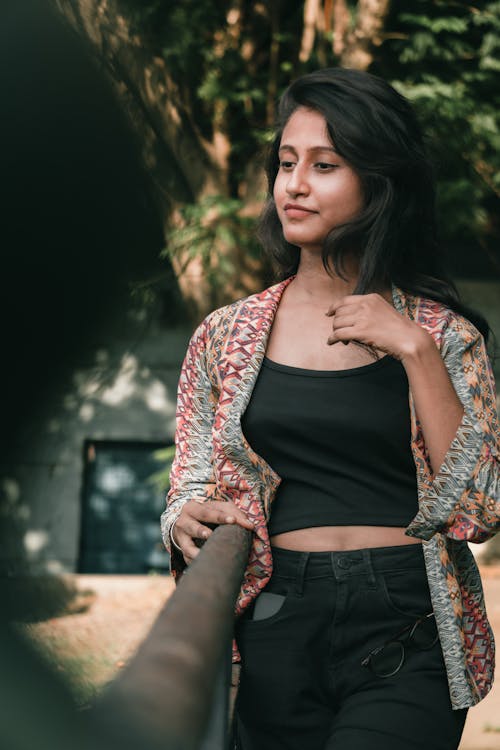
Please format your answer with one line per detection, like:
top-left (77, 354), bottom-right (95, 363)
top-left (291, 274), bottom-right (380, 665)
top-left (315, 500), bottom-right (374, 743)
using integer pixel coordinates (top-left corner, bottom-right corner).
top-left (79, 440), bottom-right (173, 573)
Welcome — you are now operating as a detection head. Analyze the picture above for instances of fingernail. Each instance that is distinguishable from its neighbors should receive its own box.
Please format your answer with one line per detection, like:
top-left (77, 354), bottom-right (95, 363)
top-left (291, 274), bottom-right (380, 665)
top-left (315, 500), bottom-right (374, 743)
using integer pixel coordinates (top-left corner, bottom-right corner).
top-left (226, 516), bottom-right (235, 523)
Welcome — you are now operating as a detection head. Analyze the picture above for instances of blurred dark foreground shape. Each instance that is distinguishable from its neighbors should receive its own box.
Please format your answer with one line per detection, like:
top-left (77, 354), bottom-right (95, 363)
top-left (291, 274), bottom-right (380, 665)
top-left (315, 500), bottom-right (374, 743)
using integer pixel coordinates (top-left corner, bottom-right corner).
top-left (1, 524), bottom-right (251, 750)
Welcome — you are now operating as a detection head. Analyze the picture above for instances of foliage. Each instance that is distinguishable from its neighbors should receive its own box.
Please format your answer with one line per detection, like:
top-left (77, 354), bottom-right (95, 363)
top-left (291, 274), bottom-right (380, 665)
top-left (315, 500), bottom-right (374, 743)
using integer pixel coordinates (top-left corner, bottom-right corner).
top-left (119, 0), bottom-right (306, 191)
top-left (161, 195), bottom-right (263, 303)
top-left (375, 1), bottom-right (500, 272)
top-left (132, 0), bottom-right (498, 277)
top-left (148, 445), bottom-right (176, 494)
top-left (76, 0), bottom-right (500, 286)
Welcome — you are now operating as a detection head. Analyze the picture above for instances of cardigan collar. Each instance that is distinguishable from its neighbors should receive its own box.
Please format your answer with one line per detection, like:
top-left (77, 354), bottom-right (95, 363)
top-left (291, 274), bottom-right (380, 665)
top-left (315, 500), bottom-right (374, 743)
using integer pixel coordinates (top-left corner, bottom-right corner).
top-left (227, 275), bottom-right (415, 420)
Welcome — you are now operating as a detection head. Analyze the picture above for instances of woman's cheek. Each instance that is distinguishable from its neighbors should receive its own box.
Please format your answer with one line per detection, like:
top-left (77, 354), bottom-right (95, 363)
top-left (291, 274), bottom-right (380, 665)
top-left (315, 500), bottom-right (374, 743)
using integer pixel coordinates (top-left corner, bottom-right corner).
top-left (273, 186), bottom-right (282, 212)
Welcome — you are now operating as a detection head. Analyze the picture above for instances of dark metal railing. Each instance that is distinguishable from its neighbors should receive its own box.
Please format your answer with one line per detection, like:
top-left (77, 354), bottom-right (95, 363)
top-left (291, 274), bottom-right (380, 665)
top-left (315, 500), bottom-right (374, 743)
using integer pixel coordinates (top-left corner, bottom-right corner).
top-left (87, 524), bottom-right (251, 750)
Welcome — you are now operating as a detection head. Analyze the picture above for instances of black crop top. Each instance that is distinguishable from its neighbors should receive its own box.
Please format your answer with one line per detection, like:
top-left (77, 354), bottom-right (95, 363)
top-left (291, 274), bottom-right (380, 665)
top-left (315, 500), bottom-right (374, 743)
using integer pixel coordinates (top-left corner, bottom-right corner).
top-left (240, 355), bottom-right (418, 535)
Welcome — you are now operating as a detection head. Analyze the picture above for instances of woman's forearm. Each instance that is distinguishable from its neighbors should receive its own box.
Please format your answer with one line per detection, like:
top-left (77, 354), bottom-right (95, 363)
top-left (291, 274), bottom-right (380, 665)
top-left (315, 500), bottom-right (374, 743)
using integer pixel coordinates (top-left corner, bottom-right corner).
top-left (401, 331), bottom-right (464, 477)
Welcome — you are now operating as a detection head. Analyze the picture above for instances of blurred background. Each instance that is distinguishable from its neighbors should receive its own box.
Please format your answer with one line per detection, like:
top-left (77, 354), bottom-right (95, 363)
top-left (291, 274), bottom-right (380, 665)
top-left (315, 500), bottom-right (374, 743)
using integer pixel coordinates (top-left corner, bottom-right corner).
top-left (0, 1), bottom-right (499, 747)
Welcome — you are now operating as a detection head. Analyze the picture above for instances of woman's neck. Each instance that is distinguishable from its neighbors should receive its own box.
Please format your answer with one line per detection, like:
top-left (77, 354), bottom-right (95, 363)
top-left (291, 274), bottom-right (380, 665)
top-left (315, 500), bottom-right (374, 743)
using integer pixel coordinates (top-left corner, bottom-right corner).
top-left (291, 251), bottom-right (359, 306)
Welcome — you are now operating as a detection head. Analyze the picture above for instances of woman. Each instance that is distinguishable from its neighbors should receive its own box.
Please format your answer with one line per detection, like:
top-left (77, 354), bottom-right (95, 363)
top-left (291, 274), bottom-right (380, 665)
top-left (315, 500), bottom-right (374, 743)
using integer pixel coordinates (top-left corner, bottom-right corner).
top-left (161, 68), bottom-right (500, 749)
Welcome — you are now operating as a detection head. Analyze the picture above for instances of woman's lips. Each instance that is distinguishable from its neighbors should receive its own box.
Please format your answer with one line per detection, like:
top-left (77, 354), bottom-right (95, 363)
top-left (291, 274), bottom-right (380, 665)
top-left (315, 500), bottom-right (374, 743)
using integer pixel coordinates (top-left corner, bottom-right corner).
top-left (283, 203), bottom-right (317, 219)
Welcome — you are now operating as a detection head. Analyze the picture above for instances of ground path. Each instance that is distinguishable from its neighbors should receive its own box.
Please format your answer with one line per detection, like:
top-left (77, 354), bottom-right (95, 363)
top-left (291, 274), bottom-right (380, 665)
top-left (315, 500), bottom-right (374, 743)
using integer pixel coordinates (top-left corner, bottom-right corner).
top-left (25, 567), bottom-right (500, 749)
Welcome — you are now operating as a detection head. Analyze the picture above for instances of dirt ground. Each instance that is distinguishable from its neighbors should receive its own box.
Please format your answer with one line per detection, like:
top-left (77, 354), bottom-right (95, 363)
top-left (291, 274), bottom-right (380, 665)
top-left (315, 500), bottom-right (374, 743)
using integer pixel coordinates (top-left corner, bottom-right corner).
top-left (23, 568), bottom-right (500, 749)
top-left (22, 574), bottom-right (176, 705)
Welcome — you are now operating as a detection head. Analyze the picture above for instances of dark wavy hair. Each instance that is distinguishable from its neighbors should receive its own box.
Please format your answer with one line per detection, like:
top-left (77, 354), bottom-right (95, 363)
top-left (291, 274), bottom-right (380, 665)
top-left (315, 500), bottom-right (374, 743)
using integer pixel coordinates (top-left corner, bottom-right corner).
top-left (258, 67), bottom-right (490, 340)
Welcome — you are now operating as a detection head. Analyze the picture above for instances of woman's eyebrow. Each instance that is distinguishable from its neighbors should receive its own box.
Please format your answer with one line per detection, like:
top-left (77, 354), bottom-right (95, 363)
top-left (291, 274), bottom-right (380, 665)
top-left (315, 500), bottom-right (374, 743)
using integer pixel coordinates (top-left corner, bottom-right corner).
top-left (278, 145), bottom-right (339, 155)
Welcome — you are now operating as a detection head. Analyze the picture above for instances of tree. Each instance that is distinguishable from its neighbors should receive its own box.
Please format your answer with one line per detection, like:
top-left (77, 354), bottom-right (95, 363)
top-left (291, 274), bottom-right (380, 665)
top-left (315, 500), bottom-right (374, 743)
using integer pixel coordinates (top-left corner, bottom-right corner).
top-left (53, 1), bottom-right (499, 316)
top-left (53, 0), bottom-right (392, 316)
top-left (374, 1), bottom-right (500, 278)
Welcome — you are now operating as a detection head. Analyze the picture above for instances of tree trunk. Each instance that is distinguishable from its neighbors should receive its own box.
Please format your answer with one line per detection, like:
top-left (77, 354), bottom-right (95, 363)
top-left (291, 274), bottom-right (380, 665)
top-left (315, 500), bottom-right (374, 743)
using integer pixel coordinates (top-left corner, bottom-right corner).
top-left (299, 0), bottom-right (391, 70)
top-left (341, 0), bottom-right (391, 70)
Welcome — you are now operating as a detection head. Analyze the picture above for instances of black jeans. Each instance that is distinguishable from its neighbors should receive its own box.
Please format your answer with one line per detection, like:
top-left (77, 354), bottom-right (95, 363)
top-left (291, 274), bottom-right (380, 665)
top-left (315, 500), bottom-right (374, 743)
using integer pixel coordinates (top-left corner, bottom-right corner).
top-left (234, 543), bottom-right (468, 750)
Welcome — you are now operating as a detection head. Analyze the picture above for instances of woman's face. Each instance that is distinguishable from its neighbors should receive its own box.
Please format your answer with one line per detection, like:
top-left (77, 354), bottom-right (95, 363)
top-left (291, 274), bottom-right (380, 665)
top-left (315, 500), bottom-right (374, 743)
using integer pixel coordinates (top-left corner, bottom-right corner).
top-left (273, 107), bottom-right (363, 253)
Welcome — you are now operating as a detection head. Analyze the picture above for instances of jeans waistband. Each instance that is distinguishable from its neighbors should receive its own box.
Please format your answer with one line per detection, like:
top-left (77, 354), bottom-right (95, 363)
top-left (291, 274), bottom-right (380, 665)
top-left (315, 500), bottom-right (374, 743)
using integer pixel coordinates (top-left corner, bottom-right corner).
top-left (270, 542), bottom-right (425, 591)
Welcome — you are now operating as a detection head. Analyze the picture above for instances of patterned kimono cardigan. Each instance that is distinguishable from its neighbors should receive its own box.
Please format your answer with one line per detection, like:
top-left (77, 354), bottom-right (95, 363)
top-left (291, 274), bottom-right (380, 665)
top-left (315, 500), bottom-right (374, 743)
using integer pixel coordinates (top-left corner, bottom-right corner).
top-left (161, 276), bottom-right (500, 710)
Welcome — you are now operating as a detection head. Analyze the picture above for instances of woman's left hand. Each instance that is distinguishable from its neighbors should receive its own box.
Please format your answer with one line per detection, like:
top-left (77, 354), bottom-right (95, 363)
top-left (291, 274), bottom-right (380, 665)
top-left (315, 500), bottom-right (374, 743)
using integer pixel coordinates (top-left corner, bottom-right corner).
top-left (326, 293), bottom-right (465, 478)
top-left (325, 293), bottom-right (431, 361)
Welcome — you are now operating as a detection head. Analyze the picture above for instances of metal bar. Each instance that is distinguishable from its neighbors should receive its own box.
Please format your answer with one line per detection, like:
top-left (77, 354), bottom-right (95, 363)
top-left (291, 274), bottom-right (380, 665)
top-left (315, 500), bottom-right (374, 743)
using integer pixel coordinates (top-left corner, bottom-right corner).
top-left (87, 523), bottom-right (251, 750)
top-left (198, 641), bottom-right (233, 750)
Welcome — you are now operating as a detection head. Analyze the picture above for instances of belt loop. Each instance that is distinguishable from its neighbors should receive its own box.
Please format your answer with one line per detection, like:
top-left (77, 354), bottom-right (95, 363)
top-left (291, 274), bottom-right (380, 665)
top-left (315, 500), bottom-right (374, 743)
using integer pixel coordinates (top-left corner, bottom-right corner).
top-left (362, 548), bottom-right (376, 587)
top-left (294, 552), bottom-right (309, 597)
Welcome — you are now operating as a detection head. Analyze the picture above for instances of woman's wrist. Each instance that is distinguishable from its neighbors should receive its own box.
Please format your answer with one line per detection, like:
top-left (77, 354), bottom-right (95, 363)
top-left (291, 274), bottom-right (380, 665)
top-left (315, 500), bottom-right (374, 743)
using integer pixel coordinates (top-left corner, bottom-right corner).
top-left (399, 324), bottom-right (436, 365)
top-left (170, 517), bottom-right (183, 552)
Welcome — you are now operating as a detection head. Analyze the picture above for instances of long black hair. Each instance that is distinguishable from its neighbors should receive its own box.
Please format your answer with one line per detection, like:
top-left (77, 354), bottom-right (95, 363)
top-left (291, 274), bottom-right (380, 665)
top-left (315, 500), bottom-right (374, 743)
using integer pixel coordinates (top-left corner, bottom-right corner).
top-left (258, 67), bottom-right (490, 341)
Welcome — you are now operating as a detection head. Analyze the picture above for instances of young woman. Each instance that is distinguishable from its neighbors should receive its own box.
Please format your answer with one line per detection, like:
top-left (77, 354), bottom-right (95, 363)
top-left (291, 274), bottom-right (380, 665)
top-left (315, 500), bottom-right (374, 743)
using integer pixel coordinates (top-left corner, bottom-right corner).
top-left (161, 68), bottom-right (500, 749)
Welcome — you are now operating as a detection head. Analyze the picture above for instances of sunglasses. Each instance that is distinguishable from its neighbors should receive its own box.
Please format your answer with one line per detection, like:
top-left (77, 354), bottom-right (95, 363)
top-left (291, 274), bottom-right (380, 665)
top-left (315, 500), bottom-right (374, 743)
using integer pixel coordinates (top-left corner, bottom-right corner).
top-left (361, 612), bottom-right (439, 678)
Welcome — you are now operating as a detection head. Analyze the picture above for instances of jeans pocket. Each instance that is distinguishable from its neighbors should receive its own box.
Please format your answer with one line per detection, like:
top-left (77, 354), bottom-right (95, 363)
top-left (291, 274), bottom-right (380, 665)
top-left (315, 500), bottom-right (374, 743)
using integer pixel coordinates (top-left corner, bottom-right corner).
top-left (379, 566), bottom-right (433, 619)
top-left (236, 577), bottom-right (294, 630)
top-left (251, 592), bottom-right (287, 621)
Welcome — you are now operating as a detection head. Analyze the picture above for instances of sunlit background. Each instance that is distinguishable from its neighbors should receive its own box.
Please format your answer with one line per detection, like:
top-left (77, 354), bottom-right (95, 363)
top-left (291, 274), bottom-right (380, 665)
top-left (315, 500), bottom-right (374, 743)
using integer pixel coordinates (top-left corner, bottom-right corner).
top-left (1, 2), bottom-right (499, 747)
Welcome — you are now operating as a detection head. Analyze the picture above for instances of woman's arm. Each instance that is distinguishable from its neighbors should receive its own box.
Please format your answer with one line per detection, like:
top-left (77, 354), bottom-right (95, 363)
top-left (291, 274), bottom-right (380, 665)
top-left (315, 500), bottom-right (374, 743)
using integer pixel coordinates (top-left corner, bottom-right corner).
top-left (399, 328), bottom-right (464, 478)
top-left (160, 317), bottom-right (216, 576)
top-left (327, 293), bottom-right (500, 543)
top-left (327, 292), bottom-right (464, 474)
top-left (407, 320), bottom-right (500, 543)
top-left (160, 315), bottom-right (253, 577)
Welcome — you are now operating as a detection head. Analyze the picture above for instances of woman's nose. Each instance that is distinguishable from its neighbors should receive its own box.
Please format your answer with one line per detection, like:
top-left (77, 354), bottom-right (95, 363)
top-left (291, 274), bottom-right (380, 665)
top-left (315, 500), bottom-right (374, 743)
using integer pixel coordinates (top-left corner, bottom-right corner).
top-left (286, 165), bottom-right (309, 197)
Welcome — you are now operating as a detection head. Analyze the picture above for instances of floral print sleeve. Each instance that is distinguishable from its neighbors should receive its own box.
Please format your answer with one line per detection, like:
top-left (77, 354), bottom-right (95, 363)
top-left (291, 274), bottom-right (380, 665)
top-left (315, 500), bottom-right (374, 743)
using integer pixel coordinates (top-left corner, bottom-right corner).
top-left (406, 317), bottom-right (500, 543)
top-left (160, 314), bottom-right (218, 578)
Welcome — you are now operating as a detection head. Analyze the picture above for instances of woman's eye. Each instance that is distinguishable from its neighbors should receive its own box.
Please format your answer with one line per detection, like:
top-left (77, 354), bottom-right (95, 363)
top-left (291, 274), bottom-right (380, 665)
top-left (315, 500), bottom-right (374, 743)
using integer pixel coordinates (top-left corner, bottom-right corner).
top-left (279, 160), bottom-right (295, 170)
top-left (315, 162), bottom-right (337, 171)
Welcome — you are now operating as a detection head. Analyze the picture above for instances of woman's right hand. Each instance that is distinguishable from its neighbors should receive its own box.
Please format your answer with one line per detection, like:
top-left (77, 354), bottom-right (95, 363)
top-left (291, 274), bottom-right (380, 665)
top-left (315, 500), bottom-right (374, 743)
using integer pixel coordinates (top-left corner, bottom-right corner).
top-left (172, 500), bottom-right (255, 564)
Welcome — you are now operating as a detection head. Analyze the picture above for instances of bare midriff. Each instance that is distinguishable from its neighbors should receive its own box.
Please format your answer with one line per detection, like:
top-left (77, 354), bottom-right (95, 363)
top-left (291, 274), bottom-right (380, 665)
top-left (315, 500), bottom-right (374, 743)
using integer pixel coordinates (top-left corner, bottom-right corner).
top-left (269, 525), bottom-right (422, 551)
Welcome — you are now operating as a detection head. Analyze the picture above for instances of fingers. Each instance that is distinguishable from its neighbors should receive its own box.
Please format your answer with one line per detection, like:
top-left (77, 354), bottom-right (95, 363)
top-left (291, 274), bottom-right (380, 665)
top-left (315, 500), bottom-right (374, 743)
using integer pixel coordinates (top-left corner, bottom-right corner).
top-left (326, 308), bottom-right (355, 345)
top-left (174, 518), bottom-right (214, 564)
top-left (325, 294), bottom-right (362, 317)
top-left (177, 530), bottom-right (202, 565)
top-left (327, 311), bottom-right (356, 345)
top-left (326, 297), bottom-right (381, 346)
top-left (325, 292), bottom-right (384, 317)
top-left (189, 500), bottom-right (255, 531)
top-left (327, 329), bottom-right (351, 346)
top-left (171, 522), bottom-right (205, 564)
top-left (326, 300), bottom-right (357, 346)
top-left (331, 312), bottom-right (356, 329)
top-left (174, 500), bottom-right (255, 563)
top-left (177, 516), bottom-right (213, 541)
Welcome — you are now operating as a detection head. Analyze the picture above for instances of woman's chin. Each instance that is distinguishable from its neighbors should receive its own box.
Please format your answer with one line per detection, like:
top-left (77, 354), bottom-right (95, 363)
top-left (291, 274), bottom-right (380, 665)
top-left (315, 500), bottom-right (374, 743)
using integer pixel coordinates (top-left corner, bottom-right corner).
top-left (282, 233), bottom-right (324, 252)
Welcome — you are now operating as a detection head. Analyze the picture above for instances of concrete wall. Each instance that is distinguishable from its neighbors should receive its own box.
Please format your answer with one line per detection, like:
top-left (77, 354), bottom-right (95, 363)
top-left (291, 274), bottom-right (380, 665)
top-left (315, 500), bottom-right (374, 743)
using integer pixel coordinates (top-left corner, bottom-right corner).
top-left (2, 281), bottom-right (499, 574)
top-left (1, 294), bottom-right (192, 574)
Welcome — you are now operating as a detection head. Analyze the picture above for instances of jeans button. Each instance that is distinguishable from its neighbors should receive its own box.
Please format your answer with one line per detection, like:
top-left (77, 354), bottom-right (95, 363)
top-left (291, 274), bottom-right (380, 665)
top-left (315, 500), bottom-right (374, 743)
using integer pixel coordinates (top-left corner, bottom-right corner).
top-left (338, 558), bottom-right (350, 569)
